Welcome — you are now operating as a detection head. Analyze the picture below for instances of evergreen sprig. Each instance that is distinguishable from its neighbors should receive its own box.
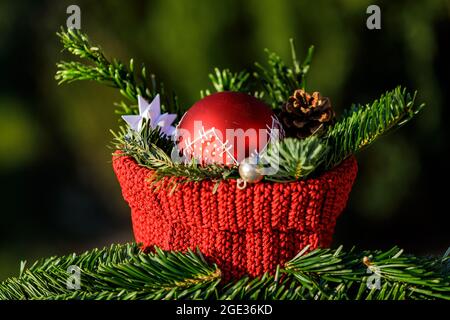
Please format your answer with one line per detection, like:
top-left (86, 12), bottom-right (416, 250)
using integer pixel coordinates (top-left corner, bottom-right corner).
top-left (254, 40), bottom-right (314, 108)
top-left (1, 244), bottom-right (448, 300)
top-left (324, 87), bottom-right (425, 169)
top-left (201, 68), bottom-right (252, 98)
top-left (111, 120), bottom-right (237, 183)
top-left (0, 244), bottom-right (220, 300)
top-left (111, 122), bottom-right (174, 168)
top-left (55, 28), bottom-right (181, 116)
top-left (261, 136), bottom-right (328, 181)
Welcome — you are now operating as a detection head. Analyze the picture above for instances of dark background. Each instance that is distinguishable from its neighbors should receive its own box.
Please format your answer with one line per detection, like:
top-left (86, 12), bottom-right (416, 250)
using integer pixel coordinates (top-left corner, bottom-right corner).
top-left (0, 0), bottom-right (449, 279)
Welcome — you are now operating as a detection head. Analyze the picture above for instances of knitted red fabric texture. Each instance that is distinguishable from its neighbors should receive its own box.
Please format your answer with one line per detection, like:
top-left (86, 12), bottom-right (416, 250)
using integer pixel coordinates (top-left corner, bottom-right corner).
top-left (113, 155), bottom-right (358, 280)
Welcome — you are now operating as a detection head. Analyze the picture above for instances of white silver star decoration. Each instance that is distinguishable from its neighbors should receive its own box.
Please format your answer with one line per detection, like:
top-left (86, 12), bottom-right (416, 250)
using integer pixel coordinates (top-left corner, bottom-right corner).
top-left (122, 94), bottom-right (177, 136)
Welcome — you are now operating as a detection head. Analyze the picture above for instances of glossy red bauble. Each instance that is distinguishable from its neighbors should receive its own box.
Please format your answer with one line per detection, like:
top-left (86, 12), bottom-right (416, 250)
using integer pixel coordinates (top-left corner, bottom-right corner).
top-left (175, 92), bottom-right (282, 165)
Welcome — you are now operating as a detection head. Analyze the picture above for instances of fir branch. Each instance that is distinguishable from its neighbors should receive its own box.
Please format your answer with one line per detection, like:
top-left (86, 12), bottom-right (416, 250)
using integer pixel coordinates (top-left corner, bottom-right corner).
top-left (0, 244), bottom-right (220, 300)
top-left (284, 246), bottom-right (450, 300)
top-left (111, 121), bottom-right (174, 167)
top-left (111, 120), bottom-right (237, 183)
top-left (1, 244), bottom-right (448, 300)
top-left (324, 87), bottom-right (425, 169)
top-left (254, 40), bottom-right (314, 109)
top-left (0, 244), bottom-right (140, 300)
top-left (24, 243), bottom-right (139, 273)
top-left (201, 68), bottom-right (251, 98)
top-left (55, 28), bottom-right (181, 116)
top-left (261, 136), bottom-right (328, 182)
top-left (153, 162), bottom-right (236, 183)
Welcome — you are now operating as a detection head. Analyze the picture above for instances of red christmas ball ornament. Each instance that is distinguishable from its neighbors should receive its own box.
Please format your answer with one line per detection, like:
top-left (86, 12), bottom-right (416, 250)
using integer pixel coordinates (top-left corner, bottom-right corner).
top-left (175, 92), bottom-right (283, 166)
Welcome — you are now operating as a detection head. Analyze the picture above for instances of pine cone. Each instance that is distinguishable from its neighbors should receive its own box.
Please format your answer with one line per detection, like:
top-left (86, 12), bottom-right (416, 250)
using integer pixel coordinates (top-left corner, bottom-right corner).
top-left (279, 89), bottom-right (335, 139)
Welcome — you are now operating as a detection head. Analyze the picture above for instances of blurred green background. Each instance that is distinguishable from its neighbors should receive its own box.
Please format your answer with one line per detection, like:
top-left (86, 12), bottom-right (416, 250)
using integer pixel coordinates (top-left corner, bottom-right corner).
top-left (0, 0), bottom-right (449, 280)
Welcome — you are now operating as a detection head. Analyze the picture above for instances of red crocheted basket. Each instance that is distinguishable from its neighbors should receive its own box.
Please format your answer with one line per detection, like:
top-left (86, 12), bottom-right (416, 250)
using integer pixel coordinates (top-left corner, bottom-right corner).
top-left (113, 154), bottom-right (358, 279)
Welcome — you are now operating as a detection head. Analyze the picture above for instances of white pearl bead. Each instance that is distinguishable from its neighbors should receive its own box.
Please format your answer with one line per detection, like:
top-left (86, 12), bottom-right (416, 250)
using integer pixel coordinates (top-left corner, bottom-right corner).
top-left (238, 158), bottom-right (263, 184)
